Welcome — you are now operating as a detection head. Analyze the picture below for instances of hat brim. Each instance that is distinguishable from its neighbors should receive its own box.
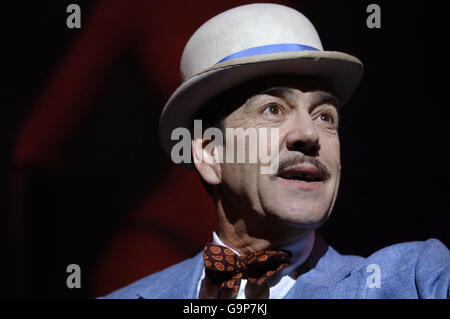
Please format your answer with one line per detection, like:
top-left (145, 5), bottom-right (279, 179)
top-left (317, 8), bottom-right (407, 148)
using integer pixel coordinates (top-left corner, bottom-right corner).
top-left (159, 50), bottom-right (364, 169)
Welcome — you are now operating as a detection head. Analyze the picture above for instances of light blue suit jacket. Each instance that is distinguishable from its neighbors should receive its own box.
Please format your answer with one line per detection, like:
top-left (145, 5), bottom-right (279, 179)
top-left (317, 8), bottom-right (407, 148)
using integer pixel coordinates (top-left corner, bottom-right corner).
top-left (103, 236), bottom-right (449, 299)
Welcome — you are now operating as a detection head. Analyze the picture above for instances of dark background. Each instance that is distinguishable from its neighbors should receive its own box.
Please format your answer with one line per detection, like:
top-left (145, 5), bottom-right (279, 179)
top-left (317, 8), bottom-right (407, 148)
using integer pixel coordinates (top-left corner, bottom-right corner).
top-left (1, 1), bottom-right (448, 298)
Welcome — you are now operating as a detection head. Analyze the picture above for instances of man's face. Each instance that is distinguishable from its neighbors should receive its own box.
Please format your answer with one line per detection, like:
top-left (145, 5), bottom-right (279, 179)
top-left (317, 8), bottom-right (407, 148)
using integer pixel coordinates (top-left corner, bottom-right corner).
top-left (218, 80), bottom-right (341, 230)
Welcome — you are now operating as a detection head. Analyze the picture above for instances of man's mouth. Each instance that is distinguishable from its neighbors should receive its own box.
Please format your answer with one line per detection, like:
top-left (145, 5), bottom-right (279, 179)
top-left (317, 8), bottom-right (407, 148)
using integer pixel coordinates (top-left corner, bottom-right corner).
top-left (277, 164), bottom-right (325, 182)
top-left (275, 163), bottom-right (327, 190)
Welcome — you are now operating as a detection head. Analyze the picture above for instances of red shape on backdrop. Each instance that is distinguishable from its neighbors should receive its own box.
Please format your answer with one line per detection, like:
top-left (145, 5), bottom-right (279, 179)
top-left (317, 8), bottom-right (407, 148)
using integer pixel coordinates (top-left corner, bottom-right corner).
top-left (11, 0), bottom-right (294, 297)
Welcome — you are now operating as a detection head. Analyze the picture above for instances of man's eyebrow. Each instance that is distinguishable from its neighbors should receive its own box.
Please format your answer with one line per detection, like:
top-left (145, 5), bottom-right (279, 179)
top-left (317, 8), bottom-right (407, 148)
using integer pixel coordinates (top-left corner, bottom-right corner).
top-left (258, 87), bottom-right (296, 99)
top-left (243, 87), bottom-right (295, 110)
top-left (309, 91), bottom-right (341, 111)
top-left (257, 87), bottom-right (341, 110)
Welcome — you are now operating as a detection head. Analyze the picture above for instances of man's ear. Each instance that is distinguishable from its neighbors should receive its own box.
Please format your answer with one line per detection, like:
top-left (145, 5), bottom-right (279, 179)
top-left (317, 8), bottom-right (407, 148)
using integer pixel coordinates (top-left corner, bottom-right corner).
top-left (191, 136), bottom-right (222, 186)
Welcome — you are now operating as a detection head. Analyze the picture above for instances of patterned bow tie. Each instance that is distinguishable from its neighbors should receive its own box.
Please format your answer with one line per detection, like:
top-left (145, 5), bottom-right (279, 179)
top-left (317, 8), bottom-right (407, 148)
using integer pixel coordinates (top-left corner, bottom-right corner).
top-left (203, 242), bottom-right (292, 293)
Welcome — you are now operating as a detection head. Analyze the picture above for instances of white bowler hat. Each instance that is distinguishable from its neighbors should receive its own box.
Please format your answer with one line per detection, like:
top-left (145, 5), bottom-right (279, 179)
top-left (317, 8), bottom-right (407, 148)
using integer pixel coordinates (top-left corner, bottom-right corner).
top-left (159, 3), bottom-right (363, 162)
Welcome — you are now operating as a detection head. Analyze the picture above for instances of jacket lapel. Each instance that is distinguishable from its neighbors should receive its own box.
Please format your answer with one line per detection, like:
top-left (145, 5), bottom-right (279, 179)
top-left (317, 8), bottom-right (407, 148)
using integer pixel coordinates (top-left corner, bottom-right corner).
top-left (284, 234), bottom-right (359, 298)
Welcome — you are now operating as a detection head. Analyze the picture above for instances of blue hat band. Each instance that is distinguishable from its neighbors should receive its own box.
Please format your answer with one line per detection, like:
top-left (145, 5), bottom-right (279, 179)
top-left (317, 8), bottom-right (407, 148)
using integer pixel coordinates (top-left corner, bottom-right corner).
top-left (216, 43), bottom-right (319, 64)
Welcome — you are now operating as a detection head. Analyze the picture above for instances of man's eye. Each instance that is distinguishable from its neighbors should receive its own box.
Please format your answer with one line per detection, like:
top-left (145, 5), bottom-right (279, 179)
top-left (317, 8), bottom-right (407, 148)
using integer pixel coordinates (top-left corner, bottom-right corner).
top-left (263, 103), bottom-right (282, 115)
top-left (319, 113), bottom-right (333, 123)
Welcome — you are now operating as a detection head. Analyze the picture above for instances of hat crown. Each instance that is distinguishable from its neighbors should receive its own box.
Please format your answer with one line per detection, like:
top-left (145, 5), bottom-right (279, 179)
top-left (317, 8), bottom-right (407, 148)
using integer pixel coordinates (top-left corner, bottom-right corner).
top-left (181, 3), bottom-right (323, 81)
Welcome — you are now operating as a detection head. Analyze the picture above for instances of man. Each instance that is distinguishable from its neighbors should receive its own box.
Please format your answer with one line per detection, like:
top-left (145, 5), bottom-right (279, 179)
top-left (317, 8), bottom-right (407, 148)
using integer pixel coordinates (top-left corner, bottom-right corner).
top-left (104, 3), bottom-right (449, 299)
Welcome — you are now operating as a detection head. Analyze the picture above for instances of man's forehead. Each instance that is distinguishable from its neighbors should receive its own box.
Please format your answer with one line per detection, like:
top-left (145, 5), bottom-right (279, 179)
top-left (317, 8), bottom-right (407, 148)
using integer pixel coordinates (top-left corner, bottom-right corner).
top-left (232, 75), bottom-right (339, 105)
top-left (259, 86), bottom-right (329, 98)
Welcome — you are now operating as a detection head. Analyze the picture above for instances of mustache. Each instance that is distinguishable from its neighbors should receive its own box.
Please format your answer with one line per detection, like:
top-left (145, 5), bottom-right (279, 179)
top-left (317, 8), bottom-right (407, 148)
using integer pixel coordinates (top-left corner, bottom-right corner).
top-left (276, 155), bottom-right (332, 180)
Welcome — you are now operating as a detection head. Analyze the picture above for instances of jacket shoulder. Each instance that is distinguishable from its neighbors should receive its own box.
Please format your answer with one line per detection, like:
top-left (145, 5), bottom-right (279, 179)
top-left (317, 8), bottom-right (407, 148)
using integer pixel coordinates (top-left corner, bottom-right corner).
top-left (347, 238), bottom-right (450, 298)
top-left (100, 251), bottom-right (204, 299)
top-left (365, 238), bottom-right (448, 272)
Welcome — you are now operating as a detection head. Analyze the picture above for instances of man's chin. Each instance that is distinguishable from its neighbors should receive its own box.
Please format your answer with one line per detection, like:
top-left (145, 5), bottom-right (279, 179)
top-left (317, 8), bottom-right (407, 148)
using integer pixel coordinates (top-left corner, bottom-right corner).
top-left (266, 207), bottom-right (331, 230)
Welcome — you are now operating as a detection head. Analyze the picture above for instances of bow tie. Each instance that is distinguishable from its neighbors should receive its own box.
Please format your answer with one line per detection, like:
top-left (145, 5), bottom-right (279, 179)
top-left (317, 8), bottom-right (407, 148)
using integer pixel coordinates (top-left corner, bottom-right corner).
top-left (203, 243), bottom-right (291, 294)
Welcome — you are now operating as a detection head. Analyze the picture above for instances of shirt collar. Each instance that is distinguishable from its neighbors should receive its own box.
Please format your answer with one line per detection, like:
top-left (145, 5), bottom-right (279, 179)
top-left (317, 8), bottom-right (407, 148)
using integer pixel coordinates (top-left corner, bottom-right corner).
top-left (211, 230), bottom-right (316, 277)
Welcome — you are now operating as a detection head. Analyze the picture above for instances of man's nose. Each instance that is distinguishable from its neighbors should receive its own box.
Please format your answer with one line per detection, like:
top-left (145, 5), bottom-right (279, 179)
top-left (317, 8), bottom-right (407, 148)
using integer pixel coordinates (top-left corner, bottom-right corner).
top-left (285, 112), bottom-right (320, 156)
